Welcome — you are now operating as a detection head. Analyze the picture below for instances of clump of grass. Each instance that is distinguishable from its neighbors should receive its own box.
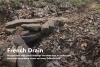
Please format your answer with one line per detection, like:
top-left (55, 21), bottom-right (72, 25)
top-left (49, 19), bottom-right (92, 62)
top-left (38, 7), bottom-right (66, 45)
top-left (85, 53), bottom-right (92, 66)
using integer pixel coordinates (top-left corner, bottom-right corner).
top-left (90, 4), bottom-right (100, 10)
top-left (38, 0), bottom-right (44, 4)
top-left (91, 29), bottom-right (100, 34)
top-left (69, 0), bottom-right (92, 5)
top-left (38, 0), bottom-right (66, 5)
top-left (10, 0), bottom-right (19, 3)
top-left (63, 31), bottom-right (67, 34)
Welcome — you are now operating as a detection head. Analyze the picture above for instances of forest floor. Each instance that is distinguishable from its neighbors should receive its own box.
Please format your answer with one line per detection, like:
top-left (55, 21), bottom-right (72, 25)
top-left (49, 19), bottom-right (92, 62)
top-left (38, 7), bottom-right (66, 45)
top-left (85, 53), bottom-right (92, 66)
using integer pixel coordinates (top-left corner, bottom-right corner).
top-left (0, 1), bottom-right (100, 67)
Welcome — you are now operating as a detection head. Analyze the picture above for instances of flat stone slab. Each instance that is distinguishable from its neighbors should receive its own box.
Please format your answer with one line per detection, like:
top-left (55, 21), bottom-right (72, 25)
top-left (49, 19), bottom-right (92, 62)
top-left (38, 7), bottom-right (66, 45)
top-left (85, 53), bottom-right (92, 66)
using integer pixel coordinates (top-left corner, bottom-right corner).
top-left (7, 35), bottom-right (34, 67)
top-left (21, 24), bottom-right (41, 31)
top-left (21, 30), bottom-right (30, 36)
top-left (5, 29), bottom-right (15, 34)
top-left (21, 32), bottom-right (43, 43)
top-left (6, 18), bottom-right (46, 28)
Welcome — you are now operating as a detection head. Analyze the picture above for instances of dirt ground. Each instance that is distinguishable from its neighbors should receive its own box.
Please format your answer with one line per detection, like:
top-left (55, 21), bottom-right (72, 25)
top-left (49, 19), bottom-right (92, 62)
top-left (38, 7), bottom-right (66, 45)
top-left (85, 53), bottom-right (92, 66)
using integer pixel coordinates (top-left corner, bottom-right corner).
top-left (0, 1), bottom-right (100, 67)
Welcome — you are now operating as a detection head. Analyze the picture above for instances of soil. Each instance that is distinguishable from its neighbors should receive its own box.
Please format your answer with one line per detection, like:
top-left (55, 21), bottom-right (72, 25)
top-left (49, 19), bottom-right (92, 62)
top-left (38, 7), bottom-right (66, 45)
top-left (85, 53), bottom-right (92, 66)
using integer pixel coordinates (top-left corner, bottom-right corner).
top-left (0, 1), bottom-right (100, 67)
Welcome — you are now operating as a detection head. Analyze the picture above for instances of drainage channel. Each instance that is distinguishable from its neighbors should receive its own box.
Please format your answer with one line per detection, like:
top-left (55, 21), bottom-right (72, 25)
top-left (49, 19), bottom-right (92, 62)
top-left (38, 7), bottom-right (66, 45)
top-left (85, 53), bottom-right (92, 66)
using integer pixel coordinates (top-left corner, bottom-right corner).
top-left (2, 18), bottom-right (65, 67)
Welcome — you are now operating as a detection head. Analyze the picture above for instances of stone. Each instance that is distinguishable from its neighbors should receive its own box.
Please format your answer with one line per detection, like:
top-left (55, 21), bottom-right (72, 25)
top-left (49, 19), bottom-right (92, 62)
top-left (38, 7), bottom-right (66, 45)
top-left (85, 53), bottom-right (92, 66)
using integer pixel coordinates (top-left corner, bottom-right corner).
top-left (47, 20), bottom-right (55, 26)
top-left (62, 48), bottom-right (70, 54)
top-left (21, 30), bottom-right (30, 36)
top-left (11, 35), bottom-right (28, 48)
top-left (21, 24), bottom-right (41, 31)
top-left (22, 32), bottom-right (43, 43)
top-left (0, 41), bottom-right (4, 45)
top-left (1, 42), bottom-right (11, 51)
top-left (41, 22), bottom-right (49, 34)
top-left (6, 36), bottom-right (34, 67)
top-left (69, 51), bottom-right (75, 56)
top-left (7, 35), bottom-right (28, 49)
top-left (5, 29), bottom-right (15, 34)
top-left (81, 42), bottom-right (87, 50)
top-left (53, 40), bottom-right (58, 47)
top-left (47, 20), bottom-right (55, 33)
top-left (6, 18), bottom-right (46, 28)
top-left (59, 17), bottom-right (68, 23)
top-left (2, 50), bottom-right (16, 67)
top-left (15, 27), bottom-right (24, 35)
top-left (81, 55), bottom-right (87, 62)
top-left (17, 46), bottom-right (34, 67)
top-left (53, 61), bottom-right (60, 66)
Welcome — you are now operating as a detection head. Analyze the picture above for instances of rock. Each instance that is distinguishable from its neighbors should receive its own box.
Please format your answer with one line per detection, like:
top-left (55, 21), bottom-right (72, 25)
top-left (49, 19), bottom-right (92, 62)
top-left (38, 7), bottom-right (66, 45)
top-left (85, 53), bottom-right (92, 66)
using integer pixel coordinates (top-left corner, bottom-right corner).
top-left (11, 35), bottom-right (28, 48)
top-left (22, 32), bottom-right (43, 43)
top-left (47, 20), bottom-right (55, 33)
top-left (46, 62), bottom-right (54, 67)
top-left (53, 40), bottom-right (58, 47)
top-left (59, 17), bottom-right (68, 23)
top-left (15, 27), bottom-right (24, 35)
top-left (41, 22), bottom-right (49, 34)
top-left (2, 51), bottom-right (16, 67)
top-left (17, 46), bottom-right (33, 67)
top-left (51, 49), bottom-right (57, 54)
top-left (81, 42), bottom-right (87, 50)
top-left (7, 35), bottom-right (34, 67)
top-left (21, 24), bottom-right (41, 31)
top-left (81, 55), bottom-right (87, 62)
top-left (0, 41), bottom-right (4, 45)
top-left (21, 30), bottom-right (30, 36)
top-left (69, 51), bottom-right (75, 56)
top-left (7, 35), bottom-right (29, 49)
top-left (6, 18), bottom-right (46, 28)
top-left (1, 42), bottom-right (11, 51)
top-left (53, 61), bottom-right (60, 66)
top-left (87, 60), bottom-right (92, 64)
top-left (5, 29), bottom-right (15, 34)
top-left (62, 48), bottom-right (70, 54)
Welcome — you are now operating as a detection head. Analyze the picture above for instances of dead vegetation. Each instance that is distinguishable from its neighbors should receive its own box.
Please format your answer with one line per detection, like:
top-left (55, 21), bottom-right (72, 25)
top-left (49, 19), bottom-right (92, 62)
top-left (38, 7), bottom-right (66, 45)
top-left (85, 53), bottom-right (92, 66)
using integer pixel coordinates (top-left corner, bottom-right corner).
top-left (0, 0), bottom-right (100, 67)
